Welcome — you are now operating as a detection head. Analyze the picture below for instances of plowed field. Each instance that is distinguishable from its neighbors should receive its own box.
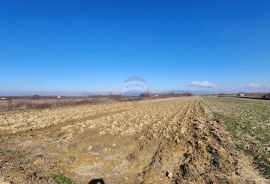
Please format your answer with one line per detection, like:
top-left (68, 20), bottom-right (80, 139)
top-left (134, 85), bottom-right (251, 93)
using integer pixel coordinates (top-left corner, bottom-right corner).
top-left (0, 97), bottom-right (268, 184)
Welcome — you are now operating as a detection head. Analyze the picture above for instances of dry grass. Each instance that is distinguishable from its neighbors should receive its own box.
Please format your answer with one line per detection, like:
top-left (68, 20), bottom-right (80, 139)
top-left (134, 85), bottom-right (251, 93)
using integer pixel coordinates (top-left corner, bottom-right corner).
top-left (0, 96), bottom-right (128, 112)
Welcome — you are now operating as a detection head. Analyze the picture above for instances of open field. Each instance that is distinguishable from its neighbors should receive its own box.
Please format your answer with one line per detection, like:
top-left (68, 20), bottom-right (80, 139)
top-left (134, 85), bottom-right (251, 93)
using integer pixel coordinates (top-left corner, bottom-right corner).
top-left (0, 93), bottom-right (191, 112)
top-left (0, 97), bottom-right (269, 184)
top-left (0, 96), bottom-right (127, 112)
top-left (204, 96), bottom-right (270, 178)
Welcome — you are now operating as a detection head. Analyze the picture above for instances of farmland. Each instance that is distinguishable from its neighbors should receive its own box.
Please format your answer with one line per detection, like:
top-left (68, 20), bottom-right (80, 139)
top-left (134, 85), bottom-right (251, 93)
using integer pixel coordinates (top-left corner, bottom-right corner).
top-left (204, 96), bottom-right (270, 178)
top-left (0, 97), bottom-right (269, 184)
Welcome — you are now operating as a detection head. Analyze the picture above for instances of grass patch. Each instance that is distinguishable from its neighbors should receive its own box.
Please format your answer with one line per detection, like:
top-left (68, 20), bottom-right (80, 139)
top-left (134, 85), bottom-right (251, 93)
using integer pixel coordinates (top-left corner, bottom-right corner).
top-left (213, 113), bottom-right (239, 140)
top-left (214, 112), bottom-right (270, 177)
top-left (53, 174), bottom-right (74, 184)
top-left (238, 144), bottom-right (270, 177)
top-left (206, 96), bottom-right (270, 178)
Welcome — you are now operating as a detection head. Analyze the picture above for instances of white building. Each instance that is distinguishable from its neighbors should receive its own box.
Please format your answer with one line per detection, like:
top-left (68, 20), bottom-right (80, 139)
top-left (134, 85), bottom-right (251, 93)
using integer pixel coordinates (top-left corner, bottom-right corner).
top-left (239, 93), bottom-right (245, 97)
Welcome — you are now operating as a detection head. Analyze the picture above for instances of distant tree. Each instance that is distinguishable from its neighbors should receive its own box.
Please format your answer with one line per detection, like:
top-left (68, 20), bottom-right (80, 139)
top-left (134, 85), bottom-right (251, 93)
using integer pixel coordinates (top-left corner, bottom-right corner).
top-left (263, 93), bottom-right (270, 100)
top-left (140, 92), bottom-right (151, 98)
top-left (33, 95), bottom-right (39, 99)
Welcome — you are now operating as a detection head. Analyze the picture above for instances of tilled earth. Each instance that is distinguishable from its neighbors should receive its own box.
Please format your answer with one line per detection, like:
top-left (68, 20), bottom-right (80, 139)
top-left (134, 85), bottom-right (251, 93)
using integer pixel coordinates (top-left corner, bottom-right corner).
top-left (0, 97), bottom-right (268, 184)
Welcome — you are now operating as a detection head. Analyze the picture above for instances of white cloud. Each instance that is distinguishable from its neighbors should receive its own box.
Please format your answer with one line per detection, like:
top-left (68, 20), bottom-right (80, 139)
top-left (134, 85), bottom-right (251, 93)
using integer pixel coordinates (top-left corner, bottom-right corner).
top-left (190, 81), bottom-right (217, 88)
top-left (247, 83), bottom-right (261, 88)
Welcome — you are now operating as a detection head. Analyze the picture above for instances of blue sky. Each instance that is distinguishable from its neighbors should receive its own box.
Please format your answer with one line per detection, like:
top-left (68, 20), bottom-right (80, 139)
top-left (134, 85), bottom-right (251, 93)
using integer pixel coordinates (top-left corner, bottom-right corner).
top-left (0, 0), bottom-right (270, 95)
